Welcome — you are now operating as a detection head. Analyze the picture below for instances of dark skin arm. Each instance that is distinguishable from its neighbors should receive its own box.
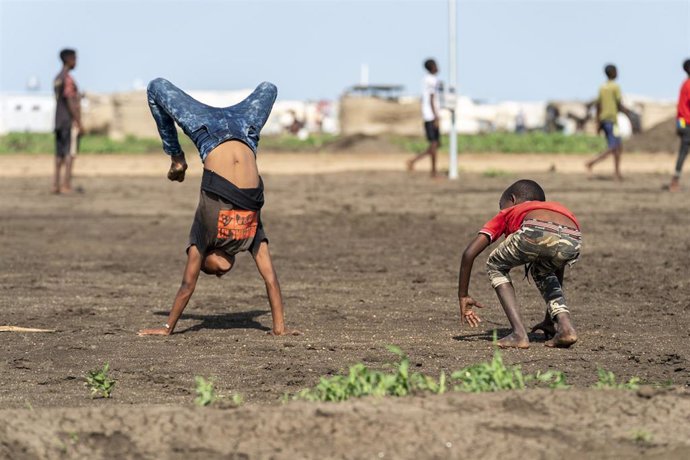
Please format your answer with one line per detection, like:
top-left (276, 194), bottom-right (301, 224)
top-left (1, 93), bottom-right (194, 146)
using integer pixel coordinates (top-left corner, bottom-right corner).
top-left (138, 246), bottom-right (203, 336)
top-left (67, 96), bottom-right (82, 133)
top-left (430, 93), bottom-right (439, 129)
top-left (252, 241), bottom-right (300, 336)
top-left (457, 234), bottom-right (491, 327)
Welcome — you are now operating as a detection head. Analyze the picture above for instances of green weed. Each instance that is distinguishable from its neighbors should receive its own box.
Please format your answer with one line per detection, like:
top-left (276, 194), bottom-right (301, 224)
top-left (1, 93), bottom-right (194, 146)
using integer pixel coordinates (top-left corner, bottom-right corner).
top-left (593, 368), bottom-right (640, 390)
top-left (631, 429), bottom-right (653, 444)
top-left (194, 376), bottom-right (244, 407)
top-left (0, 131), bottom-right (604, 155)
top-left (531, 370), bottom-right (571, 389)
top-left (260, 133), bottom-right (337, 151)
top-left (0, 132), bottom-right (169, 154)
top-left (451, 347), bottom-right (526, 392)
top-left (194, 376), bottom-right (217, 407)
top-left (84, 363), bottom-right (116, 398)
top-left (291, 340), bottom-right (579, 402)
top-left (231, 393), bottom-right (245, 406)
top-left (292, 346), bottom-right (446, 402)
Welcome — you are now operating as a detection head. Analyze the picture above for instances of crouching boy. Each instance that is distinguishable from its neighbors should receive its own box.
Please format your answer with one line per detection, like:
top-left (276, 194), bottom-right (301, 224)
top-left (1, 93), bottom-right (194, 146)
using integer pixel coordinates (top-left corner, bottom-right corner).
top-left (457, 179), bottom-right (581, 348)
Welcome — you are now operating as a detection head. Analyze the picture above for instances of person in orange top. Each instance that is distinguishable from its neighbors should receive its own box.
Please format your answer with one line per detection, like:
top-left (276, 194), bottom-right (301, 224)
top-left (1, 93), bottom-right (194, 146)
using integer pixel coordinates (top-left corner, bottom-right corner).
top-left (457, 180), bottom-right (582, 349)
top-left (667, 59), bottom-right (690, 192)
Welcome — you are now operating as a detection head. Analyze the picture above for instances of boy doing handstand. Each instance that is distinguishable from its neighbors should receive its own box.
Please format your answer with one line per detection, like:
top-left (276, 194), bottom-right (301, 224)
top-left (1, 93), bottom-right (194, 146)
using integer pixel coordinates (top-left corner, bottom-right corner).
top-left (457, 180), bottom-right (581, 349)
top-left (138, 78), bottom-right (298, 336)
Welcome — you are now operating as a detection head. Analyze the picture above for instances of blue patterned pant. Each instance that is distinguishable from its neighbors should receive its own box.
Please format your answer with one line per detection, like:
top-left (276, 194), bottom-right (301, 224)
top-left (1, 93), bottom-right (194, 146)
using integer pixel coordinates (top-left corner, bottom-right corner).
top-left (147, 78), bottom-right (277, 162)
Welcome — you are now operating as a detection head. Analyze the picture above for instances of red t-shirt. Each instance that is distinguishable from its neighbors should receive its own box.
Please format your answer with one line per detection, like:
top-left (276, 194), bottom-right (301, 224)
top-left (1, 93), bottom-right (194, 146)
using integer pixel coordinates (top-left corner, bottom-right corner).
top-left (678, 79), bottom-right (690, 122)
top-left (479, 201), bottom-right (579, 243)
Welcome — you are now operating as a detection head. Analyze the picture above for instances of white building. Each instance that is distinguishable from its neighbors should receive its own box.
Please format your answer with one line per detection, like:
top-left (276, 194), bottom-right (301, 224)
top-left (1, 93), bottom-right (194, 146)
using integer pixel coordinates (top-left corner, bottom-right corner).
top-left (0, 93), bottom-right (55, 134)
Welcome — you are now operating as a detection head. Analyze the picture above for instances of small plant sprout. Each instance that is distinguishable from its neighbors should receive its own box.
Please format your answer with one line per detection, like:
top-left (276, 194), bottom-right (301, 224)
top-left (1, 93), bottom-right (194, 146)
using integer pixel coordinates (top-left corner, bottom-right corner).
top-left (593, 368), bottom-right (640, 390)
top-left (194, 376), bottom-right (217, 407)
top-left (631, 429), bottom-right (653, 444)
top-left (84, 363), bottom-right (116, 398)
top-left (231, 393), bottom-right (245, 406)
top-left (532, 370), bottom-right (570, 389)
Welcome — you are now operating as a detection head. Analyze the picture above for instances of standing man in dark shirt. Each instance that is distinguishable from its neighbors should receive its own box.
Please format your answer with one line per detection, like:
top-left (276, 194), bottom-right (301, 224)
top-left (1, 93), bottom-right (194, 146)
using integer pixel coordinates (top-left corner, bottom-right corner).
top-left (53, 48), bottom-right (82, 194)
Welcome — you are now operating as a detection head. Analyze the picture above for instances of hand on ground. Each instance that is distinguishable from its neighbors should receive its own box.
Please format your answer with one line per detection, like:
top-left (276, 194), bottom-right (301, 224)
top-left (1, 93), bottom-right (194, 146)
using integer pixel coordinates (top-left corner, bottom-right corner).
top-left (137, 327), bottom-right (171, 336)
top-left (459, 296), bottom-right (485, 327)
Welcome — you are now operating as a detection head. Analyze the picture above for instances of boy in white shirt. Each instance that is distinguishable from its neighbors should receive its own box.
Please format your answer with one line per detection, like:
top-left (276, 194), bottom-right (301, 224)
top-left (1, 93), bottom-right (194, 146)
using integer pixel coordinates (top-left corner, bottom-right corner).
top-left (407, 58), bottom-right (442, 177)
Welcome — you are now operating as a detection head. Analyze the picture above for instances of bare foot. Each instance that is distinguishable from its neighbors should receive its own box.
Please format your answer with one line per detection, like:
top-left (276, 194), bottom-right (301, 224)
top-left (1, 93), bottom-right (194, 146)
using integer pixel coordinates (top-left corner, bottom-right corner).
top-left (51, 186), bottom-right (60, 194)
top-left (60, 186), bottom-right (73, 194)
top-left (585, 162), bottom-right (593, 177)
top-left (406, 159), bottom-right (414, 172)
top-left (530, 320), bottom-right (556, 340)
top-left (614, 174), bottom-right (624, 182)
top-left (545, 330), bottom-right (578, 348)
top-left (497, 332), bottom-right (529, 349)
top-left (167, 156), bottom-right (188, 182)
top-left (267, 328), bottom-right (303, 336)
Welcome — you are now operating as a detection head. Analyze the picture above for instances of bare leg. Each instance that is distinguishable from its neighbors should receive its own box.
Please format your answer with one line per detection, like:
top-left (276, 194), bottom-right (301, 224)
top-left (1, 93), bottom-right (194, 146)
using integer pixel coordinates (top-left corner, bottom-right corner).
top-left (668, 133), bottom-right (689, 191)
top-left (545, 312), bottom-right (578, 348)
top-left (407, 148), bottom-right (430, 171)
top-left (613, 145), bottom-right (623, 181)
top-left (494, 283), bottom-right (530, 349)
top-left (53, 157), bottom-right (63, 194)
top-left (61, 155), bottom-right (73, 193)
top-left (408, 140), bottom-right (439, 173)
top-left (585, 148), bottom-right (614, 174)
top-left (532, 265), bottom-right (577, 348)
top-left (668, 176), bottom-right (681, 192)
top-left (429, 141), bottom-right (438, 177)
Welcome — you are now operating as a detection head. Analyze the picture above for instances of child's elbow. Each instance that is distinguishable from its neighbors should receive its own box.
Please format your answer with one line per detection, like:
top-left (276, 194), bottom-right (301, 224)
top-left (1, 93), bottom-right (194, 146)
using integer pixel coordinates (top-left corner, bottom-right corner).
top-left (263, 274), bottom-right (279, 288)
top-left (461, 248), bottom-right (477, 264)
top-left (179, 281), bottom-right (196, 296)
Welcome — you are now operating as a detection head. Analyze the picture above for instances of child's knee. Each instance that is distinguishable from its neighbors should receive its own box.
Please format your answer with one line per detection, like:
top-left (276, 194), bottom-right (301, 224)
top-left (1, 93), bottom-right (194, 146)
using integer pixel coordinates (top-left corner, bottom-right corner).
top-left (254, 81), bottom-right (278, 107)
top-left (486, 259), bottom-right (512, 288)
top-left (147, 77), bottom-right (171, 97)
top-left (257, 81), bottom-right (278, 100)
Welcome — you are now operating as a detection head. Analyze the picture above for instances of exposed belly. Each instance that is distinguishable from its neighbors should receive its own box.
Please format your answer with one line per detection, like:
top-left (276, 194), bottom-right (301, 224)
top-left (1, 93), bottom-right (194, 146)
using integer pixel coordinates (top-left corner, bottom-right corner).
top-left (204, 140), bottom-right (259, 188)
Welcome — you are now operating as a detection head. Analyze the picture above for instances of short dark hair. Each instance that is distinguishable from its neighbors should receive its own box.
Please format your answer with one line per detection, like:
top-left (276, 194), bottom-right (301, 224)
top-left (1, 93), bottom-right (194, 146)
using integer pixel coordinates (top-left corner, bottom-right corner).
top-left (604, 64), bottom-right (617, 79)
top-left (59, 48), bottom-right (76, 64)
top-left (500, 179), bottom-right (546, 204)
top-left (424, 59), bottom-right (437, 72)
top-left (683, 59), bottom-right (690, 75)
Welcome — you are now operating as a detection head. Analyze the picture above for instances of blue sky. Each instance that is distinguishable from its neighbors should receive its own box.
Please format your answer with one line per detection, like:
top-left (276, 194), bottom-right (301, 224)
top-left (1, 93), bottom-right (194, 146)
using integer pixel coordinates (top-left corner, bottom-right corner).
top-left (1, 0), bottom-right (689, 101)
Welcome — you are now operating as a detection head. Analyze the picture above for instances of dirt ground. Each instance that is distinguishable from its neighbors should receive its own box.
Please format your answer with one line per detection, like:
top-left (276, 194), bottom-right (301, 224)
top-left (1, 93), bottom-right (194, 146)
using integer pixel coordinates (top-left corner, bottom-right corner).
top-left (1, 153), bottom-right (689, 459)
top-left (626, 117), bottom-right (679, 154)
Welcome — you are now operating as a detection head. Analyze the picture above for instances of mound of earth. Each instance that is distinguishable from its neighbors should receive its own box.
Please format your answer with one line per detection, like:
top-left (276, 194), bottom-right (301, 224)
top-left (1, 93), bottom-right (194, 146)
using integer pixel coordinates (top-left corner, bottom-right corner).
top-left (2, 388), bottom-right (689, 459)
top-left (322, 134), bottom-right (407, 154)
top-left (627, 118), bottom-right (678, 153)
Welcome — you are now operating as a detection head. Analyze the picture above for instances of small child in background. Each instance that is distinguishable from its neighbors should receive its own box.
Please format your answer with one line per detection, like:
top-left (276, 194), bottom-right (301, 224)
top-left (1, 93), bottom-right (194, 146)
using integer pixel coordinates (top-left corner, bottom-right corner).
top-left (457, 180), bottom-right (582, 349)
top-left (585, 64), bottom-right (631, 181)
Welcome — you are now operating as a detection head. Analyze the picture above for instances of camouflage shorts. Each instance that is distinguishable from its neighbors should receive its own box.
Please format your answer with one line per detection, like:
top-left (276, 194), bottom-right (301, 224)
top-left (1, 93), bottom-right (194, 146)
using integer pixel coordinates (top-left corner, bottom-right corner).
top-left (486, 219), bottom-right (582, 319)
